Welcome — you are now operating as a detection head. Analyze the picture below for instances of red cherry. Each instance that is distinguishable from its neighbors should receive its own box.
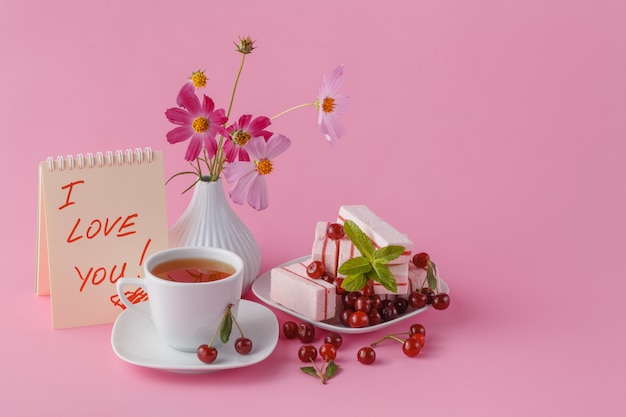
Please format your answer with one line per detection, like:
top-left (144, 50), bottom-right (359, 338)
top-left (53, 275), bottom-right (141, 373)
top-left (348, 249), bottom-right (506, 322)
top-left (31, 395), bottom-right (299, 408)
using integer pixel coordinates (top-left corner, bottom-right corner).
top-left (357, 347), bottom-right (376, 365)
top-left (412, 252), bottom-right (430, 269)
top-left (319, 343), bottom-right (337, 361)
top-left (408, 291), bottom-right (428, 309)
top-left (432, 293), bottom-right (450, 310)
top-left (298, 344), bottom-right (317, 362)
top-left (368, 309), bottom-right (382, 326)
top-left (235, 337), bottom-right (253, 355)
top-left (306, 260), bottom-right (325, 279)
top-left (420, 288), bottom-right (435, 304)
top-left (326, 223), bottom-right (345, 240)
top-left (349, 311), bottom-right (370, 328)
top-left (197, 344), bottom-right (218, 364)
top-left (323, 332), bottom-right (343, 349)
top-left (282, 321), bottom-right (298, 339)
top-left (297, 322), bottom-right (315, 343)
top-left (402, 338), bottom-right (421, 357)
top-left (354, 295), bottom-right (372, 312)
top-left (409, 323), bottom-right (426, 337)
top-left (410, 333), bottom-right (425, 347)
top-left (340, 308), bottom-right (354, 326)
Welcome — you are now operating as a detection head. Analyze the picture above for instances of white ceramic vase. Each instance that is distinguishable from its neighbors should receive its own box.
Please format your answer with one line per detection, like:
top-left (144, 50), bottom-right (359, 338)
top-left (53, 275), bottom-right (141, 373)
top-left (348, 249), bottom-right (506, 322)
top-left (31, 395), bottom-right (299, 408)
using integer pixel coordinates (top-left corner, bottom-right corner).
top-left (168, 179), bottom-right (261, 296)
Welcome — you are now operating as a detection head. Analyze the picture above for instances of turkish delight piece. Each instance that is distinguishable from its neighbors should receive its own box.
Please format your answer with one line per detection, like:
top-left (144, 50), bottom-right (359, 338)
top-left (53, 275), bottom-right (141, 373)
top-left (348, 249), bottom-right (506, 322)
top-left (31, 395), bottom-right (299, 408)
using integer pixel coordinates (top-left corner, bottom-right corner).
top-left (312, 221), bottom-right (362, 278)
top-left (407, 261), bottom-right (427, 293)
top-left (337, 205), bottom-right (413, 264)
top-left (270, 260), bottom-right (336, 321)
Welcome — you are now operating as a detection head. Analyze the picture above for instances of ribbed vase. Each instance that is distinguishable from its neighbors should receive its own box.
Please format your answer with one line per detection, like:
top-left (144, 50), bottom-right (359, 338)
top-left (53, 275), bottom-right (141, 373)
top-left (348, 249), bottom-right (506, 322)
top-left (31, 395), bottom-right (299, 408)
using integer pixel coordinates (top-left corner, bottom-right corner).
top-left (168, 179), bottom-right (261, 296)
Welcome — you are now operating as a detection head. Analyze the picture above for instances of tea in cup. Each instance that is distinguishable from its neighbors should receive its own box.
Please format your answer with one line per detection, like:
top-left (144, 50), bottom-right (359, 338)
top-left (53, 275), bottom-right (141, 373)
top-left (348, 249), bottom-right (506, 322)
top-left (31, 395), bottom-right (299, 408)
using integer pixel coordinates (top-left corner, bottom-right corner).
top-left (116, 246), bottom-right (244, 352)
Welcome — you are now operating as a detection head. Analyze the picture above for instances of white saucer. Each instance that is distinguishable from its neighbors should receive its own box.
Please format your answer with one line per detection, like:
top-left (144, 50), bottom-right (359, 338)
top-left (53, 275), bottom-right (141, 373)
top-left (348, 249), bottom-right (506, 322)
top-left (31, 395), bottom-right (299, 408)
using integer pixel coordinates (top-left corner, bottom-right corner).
top-left (252, 256), bottom-right (450, 334)
top-left (111, 300), bottom-right (279, 373)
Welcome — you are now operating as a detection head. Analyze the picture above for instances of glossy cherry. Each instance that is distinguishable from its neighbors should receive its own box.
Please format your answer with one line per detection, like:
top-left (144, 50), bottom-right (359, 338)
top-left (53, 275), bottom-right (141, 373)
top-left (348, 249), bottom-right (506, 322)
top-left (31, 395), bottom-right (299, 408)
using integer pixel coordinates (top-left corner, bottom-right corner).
top-left (408, 291), bottom-right (428, 309)
top-left (297, 322), bottom-right (316, 343)
top-left (306, 260), bottom-right (325, 279)
top-left (409, 323), bottom-right (426, 337)
top-left (402, 338), bottom-right (421, 357)
top-left (319, 343), bottom-right (337, 361)
top-left (282, 321), bottom-right (298, 339)
top-left (235, 337), bottom-right (253, 355)
top-left (197, 344), bottom-right (218, 364)
top-left (432, 293), bottom-right (450, 310)
top-left (323, 332), bottom-right (343, 349)
top-left (357, 346), bottom-right (376, 365)
top-left (412, 252), bottom-right (430, 269)
top-left (326, 223), bottom-right (345, 240)
top-left (349, 310), bottom-right (370, 328)
top-left (298, 344), bottom-right (317, 362)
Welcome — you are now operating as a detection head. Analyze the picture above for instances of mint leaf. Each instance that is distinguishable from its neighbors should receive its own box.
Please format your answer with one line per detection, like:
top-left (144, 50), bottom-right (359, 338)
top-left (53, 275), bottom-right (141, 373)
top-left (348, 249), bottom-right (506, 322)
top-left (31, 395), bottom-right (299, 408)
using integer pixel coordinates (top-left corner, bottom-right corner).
top-left (343, 220), bottom-right (375, 260)
top-left (374, 245), bottom-right (405, 264)
top-left (220, 310), bottom-right (233, 343)
top-left (426, 261), bottom-right (438, 290)
top-left (371, 262), bottom-right (397, 293)
top-left (341, 273), bottom-right (368, 292)
top-left (337, 256), bottom-right (371, 276)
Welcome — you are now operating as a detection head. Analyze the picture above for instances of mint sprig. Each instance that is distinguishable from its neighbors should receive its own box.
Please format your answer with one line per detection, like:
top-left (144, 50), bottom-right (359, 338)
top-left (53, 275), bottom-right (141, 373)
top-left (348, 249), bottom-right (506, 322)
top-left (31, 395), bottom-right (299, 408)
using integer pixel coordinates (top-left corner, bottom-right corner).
top-left (337, 220), bottom-right (404, 293)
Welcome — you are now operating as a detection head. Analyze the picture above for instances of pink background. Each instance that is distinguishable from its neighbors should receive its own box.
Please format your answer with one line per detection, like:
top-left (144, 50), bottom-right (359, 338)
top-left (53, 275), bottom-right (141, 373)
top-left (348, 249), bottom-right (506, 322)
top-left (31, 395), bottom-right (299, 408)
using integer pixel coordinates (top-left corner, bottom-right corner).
top-left (1, 0), bottom-right (624, 415)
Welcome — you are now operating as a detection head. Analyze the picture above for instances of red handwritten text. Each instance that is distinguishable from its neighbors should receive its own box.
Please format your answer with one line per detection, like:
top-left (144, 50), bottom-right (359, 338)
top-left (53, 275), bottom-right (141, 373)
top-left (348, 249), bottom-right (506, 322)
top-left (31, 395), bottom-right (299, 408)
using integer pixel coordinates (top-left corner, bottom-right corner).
top-left (66, 213), bottom-right (138, 243)
top-left (58, 180), bottom-right (85, 210)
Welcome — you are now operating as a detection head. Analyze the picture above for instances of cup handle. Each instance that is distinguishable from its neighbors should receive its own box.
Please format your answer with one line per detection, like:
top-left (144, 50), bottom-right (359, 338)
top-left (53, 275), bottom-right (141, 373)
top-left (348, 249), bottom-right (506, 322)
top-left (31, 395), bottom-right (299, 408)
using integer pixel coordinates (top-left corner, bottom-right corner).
top-left (116, 277), bottom-right (151, 323)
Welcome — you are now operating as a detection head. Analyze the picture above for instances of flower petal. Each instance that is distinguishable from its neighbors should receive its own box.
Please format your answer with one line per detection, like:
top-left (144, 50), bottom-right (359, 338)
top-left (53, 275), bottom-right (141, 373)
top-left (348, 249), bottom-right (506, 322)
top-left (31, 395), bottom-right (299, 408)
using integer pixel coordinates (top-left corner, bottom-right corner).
top-left (244, 136), bottom-right (268, 161)
top-left (247, 174), bottom-right (269, 211)
top-left (264, 134), bottom-right (291, 160)
top-left (184, 135), bottom-right (203, 161)
top-left (176, 82), bottom-right (195, 108)
top-left (223, 160), bottom-right (257, 183)
top-left (165, 107), bottom-right (193, 125)
top-left (166, 125), bottom-right (193, 144)
top-left (179, 85), bottom-right (201, 114)
top-left (227, 169), bottom-right (258, 206)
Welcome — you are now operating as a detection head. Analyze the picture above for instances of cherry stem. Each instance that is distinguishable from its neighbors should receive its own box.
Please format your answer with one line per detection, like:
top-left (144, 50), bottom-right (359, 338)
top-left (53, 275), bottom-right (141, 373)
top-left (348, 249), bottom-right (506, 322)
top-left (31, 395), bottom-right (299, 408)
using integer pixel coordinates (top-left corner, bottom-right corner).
top-left (309, 358), bottom-right (327, 384)
top-left (370, 334), bottom-right (405, 347)
top-left (228, 305), bottom-right (246, 338)
top-left (208, 306), bottom-right (232, 347)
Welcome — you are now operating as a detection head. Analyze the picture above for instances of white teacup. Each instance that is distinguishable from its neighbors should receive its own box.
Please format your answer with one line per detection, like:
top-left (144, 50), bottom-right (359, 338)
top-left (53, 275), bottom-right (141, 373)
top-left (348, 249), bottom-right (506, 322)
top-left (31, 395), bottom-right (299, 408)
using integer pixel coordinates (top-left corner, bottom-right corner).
top-left (116, 246), bottom-right (244, 352)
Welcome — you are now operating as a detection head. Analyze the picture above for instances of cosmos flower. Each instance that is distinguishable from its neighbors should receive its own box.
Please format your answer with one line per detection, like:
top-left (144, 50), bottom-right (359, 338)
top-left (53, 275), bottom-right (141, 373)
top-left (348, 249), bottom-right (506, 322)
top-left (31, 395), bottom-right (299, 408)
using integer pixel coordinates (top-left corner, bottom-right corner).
top-left (223, 134), bottom-right (291, 211)
top-left (224, 114), bottom-right (273, 162)
top-left (316, 65), bottom-right (349, 147)
top-left (165, 83), bottom-right (229, 161)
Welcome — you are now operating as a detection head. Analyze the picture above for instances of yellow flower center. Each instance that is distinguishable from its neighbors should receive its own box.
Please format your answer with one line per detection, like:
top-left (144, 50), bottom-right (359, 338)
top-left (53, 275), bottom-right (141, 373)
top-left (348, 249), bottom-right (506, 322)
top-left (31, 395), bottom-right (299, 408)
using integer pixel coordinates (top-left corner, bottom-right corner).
top-left (192, 117), bottom-right (209, 133)
top-left (191, 71), bottom-right (207, 88)
top-left (256, 159), bottom-right (273, 175)
top-left (322, 97), bottom-right (335, 113)
top-left (232, 130), bottom-right (251, 146)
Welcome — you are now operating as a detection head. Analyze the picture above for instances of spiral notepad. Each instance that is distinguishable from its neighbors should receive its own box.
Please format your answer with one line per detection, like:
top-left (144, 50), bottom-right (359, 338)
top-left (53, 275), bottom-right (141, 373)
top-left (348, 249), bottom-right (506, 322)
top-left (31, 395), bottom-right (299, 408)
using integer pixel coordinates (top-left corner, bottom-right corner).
top-left (36, 148), bottom-right (169, 329)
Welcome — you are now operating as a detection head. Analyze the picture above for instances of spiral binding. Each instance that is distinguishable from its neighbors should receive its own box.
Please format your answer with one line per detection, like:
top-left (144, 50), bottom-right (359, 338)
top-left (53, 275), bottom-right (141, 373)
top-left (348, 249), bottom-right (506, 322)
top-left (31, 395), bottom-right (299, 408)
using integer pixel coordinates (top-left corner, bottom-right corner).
top-left (46, 148), bottom-right (154, 172)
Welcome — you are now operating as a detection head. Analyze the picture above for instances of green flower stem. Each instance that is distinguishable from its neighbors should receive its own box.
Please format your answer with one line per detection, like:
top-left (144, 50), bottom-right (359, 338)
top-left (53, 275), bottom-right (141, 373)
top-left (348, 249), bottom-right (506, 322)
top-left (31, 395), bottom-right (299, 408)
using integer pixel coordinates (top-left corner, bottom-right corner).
top-left (227, 54), bottom-right (246, 119)
top-left (270, 102), bottom-right (315, 120)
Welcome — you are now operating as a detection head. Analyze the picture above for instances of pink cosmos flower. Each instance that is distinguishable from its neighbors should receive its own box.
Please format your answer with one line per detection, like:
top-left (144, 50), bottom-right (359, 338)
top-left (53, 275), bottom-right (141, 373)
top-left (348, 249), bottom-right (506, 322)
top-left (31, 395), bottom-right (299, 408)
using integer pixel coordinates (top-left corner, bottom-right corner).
top-left (317, 65), bottom-right (349, 147)
top-left (222, 134), bottom-right (291, 211)
top-left (224, 114), bottom-right (273, 162)
top-left (165, 83), bottom-right (229, 161)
